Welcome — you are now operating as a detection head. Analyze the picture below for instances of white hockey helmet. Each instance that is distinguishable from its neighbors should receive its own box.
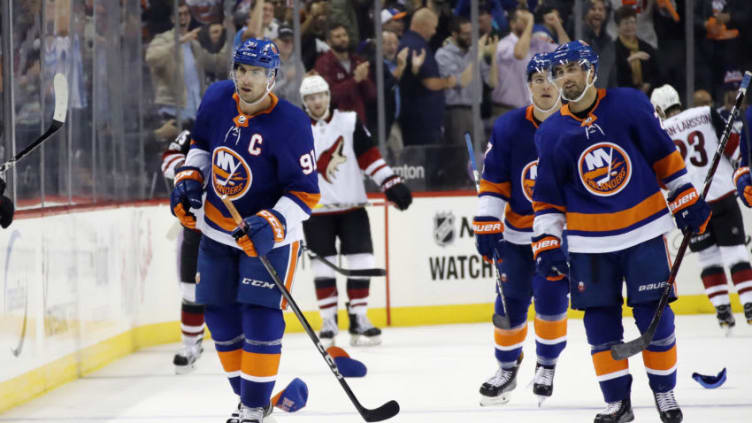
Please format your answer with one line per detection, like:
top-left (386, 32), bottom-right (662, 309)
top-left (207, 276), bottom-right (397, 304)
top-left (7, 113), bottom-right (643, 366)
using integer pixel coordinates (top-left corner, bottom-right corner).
top-left (650, 84), bottom-right (681, 116)
top-left (300, 75), bottom-right (331, 119)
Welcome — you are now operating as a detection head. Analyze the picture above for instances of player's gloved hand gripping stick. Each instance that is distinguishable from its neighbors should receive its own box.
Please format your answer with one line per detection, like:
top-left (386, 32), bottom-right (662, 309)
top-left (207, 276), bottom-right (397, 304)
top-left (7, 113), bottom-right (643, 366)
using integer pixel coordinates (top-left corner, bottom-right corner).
top-left (466, 132), bottom-right (512, 330)
top-left (611, 71), bottom-right (752, 360)
top-left (220, 195), bottom-right (400, 422)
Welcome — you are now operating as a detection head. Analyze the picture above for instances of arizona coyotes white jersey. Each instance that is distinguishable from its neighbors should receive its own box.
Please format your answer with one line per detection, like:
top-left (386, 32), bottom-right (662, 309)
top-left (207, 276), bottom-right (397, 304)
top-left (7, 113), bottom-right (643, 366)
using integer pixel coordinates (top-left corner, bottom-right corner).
top-left (662, 106), bottom-right (735, 202)
top-left (310, 110), bottom-right (394, 214)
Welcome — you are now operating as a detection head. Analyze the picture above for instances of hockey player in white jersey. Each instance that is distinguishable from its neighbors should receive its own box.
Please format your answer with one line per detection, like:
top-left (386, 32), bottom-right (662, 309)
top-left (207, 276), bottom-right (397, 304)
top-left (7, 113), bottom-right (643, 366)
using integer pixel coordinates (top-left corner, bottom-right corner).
top-left (299, 75), bottom-right (412, 347)
top-left (651, 84), bottom-right (752, 333)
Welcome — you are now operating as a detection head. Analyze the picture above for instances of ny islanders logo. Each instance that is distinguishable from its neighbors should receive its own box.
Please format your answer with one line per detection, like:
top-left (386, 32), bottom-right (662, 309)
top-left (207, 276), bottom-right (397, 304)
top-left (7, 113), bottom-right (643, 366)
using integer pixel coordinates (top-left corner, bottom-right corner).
top-left (212, 147), bottom-right (252, 199)
top-left (520, 160), bottom-right (538, 203)
top-left (578, 142), bottom-right (632, 197)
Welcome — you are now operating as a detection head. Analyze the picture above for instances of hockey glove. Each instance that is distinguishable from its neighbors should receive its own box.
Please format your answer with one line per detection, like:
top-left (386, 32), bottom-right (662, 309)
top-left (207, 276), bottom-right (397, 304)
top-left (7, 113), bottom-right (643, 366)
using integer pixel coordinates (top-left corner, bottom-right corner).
top-left (382, 175), bottom-right (412, 210)
top-left (161, 129), bottom-right (190, 180)
top-left (233, 209), bottom-right (287, 257)
top-left (667, 183), bottom-right (711, 234)
top-left (170, 166), bottom-right (204, 229)
top-left (0, 195), bottom-right (14, 229)
top-left (472, 216), bottom-right (504, 264)
top-left (734, 167), bottom-right (752, 208)
top-left (532, 234), bottom-right (567, 281)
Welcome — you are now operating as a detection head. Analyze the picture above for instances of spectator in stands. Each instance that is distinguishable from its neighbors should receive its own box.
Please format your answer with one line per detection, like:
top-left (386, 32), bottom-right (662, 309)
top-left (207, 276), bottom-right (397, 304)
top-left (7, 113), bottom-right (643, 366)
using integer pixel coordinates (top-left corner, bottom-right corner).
top-left (330, 0), bottom-right (370, 48)
top-left (606, 0), bottom-right (658, 49)
top-left (196, 20), bottom-right (234, 85)
top-left (145, 1), bottom-right (205, 127)
top-left (436, 16), bottom-right (498, 145)
top-left (532, 5), bottom-right (570, 44)
top-left (381, 30), bottom-right (409, 153)
top-left (398, 7), bottom-right (455, 145)
top-left (315, 22), bottom-right (376, 125)
top-left (581, 0), bottom-right (616, 88)
top-left (301, 0), bottom-right (330, 70)
top-left (273, 24), bottom-right (299, 106)
top-left (491, 7), bottom-right (557, 117)
top-left (382, 7), bottom-right (408, 38)
top-left (693, 89), bottom-right (713, 107)
top-left (696, 0), bottom-right (747, 102)
top-left (453, 0), bottom-right (509, 34)
top-left (654, 0), bottom-right (685, 102)
top-left (186, 0), bottom-right (223, 25)
top-left (234, 0), bottom-right (277, 47)
top-left (614, 6), bottom-right (659, 94)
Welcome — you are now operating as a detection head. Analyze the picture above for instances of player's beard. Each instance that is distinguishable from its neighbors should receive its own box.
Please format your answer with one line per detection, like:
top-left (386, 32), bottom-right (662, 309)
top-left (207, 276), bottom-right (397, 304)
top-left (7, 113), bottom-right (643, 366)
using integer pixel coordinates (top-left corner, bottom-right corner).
top-left (561, 80), bottom-right (585, 101)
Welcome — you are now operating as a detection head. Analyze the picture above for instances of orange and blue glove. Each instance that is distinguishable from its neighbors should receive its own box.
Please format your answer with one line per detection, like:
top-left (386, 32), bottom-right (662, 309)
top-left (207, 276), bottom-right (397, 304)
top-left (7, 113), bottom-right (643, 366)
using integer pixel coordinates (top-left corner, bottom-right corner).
top-left (472, 216), bottom-right (504, 263)
top-left (232, 209), bottom-right (287, 257)
top-left (170, 166), bottom-right (203, 229)
top-left (532, 234), bottom-right (567, 281)
top-left (734, 167), bottom-right (752, 208)
top-left (667, 183), bottom-right (711, 234)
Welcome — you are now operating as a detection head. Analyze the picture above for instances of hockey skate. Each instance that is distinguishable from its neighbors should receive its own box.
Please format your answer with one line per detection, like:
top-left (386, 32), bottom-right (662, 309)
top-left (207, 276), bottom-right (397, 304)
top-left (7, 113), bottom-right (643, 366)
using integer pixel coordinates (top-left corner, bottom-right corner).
top-left (593, 397), bottom-right (634, 423)
top-left (347, 304), bottom-right (382, 346)
top-left (173, 340), bottom-right (203, 374)
top-left (479, 354), bottom-right (523, 406)
top-left (532, 363), bottom-right (555, 407)
top-left (654, 390), bottom-right (683, 423)
top-left (227, 401), bottom-right (274, 423)
top-left (715, 304), bottom-right (735, 335)
top-left (744, 302), bottom-right (752, 324)
top-left (319, 314), bottom-right (338, 348)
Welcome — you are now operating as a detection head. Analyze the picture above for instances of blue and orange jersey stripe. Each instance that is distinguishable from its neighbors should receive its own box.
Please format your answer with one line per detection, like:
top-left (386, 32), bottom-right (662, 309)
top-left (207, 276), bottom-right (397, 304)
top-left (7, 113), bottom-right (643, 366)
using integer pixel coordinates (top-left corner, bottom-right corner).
top-left (479, 179), bottom-right (511, 200)
top-left (286, 191), bottom-right (321, 214)
top-left (652, 150), bottom-right (686, 183)
top-left (565, 191), bottom-right (667, 234)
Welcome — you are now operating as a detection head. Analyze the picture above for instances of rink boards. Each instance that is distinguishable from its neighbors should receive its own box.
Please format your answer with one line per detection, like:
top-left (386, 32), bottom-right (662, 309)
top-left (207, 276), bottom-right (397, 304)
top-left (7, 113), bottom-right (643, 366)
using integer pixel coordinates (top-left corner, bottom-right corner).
top-left (1, 192), bottom-right (750, 412)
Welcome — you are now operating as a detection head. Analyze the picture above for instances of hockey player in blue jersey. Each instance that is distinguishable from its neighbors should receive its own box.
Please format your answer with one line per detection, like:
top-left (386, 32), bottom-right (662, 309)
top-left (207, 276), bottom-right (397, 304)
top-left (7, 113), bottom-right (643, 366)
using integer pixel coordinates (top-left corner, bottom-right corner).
top-left (473, 52), bottom-right (569, 407)
top-left (170, 38), bottom-right (320, 423)
top-left (532, 41), bottom-right (711, 423)
top-left (733, 105), bottom-right (752, 324)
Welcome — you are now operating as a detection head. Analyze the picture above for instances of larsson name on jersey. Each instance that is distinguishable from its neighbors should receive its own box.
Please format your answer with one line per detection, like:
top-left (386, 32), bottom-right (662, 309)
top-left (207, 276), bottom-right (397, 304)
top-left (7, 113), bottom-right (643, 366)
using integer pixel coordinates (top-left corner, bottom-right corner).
top-left (663, 113), bottom-right (711, 138)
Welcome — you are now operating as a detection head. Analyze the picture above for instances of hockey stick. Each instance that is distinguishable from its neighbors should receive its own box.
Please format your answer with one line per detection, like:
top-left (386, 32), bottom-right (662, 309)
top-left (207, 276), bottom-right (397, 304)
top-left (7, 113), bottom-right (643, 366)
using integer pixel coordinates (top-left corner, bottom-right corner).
top-left (465, 132), bottom-right (511, 330)
top-left (220, 196), bottom-right (400, 422)
top-left (0, 74), bottom-right (68, 173)
top-left (611, 71), bottom-right (752, 361)
top-left (303, 246), bottom-right (387, 277)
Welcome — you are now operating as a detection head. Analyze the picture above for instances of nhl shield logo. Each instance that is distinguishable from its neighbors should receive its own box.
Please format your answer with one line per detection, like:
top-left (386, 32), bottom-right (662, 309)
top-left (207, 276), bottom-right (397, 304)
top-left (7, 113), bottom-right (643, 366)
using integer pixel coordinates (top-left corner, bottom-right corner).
top-left (433, 212), bottom-right (456, 246)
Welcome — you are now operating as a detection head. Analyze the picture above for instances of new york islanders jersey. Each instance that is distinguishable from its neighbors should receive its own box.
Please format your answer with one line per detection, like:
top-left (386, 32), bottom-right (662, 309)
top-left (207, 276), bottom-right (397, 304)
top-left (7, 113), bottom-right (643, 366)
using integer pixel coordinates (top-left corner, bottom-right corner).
top-left (477, 105), bottom-right (540, 245)
top-left (533, 88), bottom-right (691, 253)
top-left (184, 80), bottom-right (320, 249)
top-left (311, 109), bottom-right (395, 214)
top-left (662, 106), bottom-right (735, 202)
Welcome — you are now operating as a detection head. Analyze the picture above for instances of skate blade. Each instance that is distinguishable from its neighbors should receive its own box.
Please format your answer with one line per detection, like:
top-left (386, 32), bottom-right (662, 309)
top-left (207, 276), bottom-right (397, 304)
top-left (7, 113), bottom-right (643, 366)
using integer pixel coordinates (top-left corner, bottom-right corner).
top-left (722, 325), bottom-right (734, 337)
top-left (321, 337), bottom-right (336, 349)
top-left (536, 395), bottom-right (548, 408)
top-left (479, 392), bottom-right (511, 407)
top-left (174, 362), bottom-right (197, 375)
top-left (350, 334), bottom-right (381, 346)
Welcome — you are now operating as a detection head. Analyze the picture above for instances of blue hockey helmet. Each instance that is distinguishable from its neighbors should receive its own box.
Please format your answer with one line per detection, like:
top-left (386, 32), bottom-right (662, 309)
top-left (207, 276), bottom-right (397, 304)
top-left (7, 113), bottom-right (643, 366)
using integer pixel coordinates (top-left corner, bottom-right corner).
top-left (233, 38), bottom-right (281, 70)
top-left (527, 52), bottom-right (552, 81)
top-left (549, 40), bottom-right (599, 73)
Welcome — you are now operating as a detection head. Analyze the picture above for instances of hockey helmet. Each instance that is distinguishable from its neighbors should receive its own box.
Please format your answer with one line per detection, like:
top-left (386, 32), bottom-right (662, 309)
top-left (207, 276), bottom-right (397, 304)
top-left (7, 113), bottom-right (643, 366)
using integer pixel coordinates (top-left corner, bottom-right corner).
top-left (650, 84), bottom-right (681, 116)
top-left (299, 75), bottom-right (330, 101)
top-left (233, 38), bottom-right (280, 70)
top-left (527, 52), bottom-right (552, 81)
top-left (549, 40), bottom-right (599, 74)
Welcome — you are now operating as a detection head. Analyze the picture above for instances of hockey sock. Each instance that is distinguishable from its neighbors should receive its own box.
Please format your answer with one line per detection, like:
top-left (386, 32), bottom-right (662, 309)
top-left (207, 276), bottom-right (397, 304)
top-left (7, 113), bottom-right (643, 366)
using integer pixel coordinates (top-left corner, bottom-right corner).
top-left (700, 266), bottom-right (731, 307)
top-left (314, 277), bottom-right (338, 316)
top-left (494, 296), bottom-right (531, 369)
top-left (205, 304), bottom-right (243, 395)
top-left (634, 303), bottom-right (677, 393)
top-left (181, 301), bottom-right (205, 344)
top-left (532, 275), bottom-right (568, 366)
top-left (584, 307), bottom-right (630, 403)
top-left (730, 261), bottom-right (752, 304)
top-left (346, 278), bottom-right (370, 313)
top-left (240, 305), bottom-right (285, 408)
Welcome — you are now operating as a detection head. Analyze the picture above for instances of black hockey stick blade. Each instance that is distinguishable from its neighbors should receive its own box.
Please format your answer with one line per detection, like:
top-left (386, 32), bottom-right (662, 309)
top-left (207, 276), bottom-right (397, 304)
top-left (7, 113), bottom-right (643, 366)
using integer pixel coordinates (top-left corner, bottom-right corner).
top-left (0, 73), bottom-right (68, 172)
top-left (492, 313), bottom-right (511, 330)
top-left (361, 400), bottom-right (400, 422)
